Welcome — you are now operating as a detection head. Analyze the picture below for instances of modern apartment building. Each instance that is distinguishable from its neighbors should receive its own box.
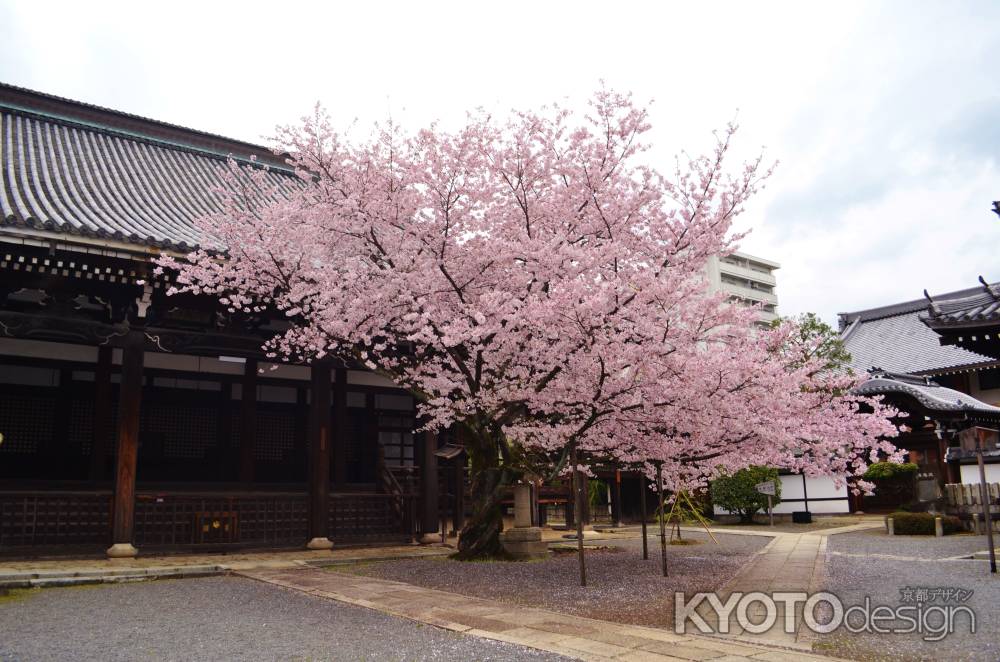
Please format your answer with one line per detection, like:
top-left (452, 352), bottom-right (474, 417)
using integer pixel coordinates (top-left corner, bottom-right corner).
top-left (705, 251), bottom-right (781, 323)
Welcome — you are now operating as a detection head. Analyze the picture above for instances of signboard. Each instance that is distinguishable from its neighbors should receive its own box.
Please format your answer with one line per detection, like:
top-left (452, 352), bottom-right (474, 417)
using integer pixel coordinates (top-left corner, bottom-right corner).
top-left (755, 480), bottom-right (776, 496)
top-left (959, 426), bottom-right (1000, 452)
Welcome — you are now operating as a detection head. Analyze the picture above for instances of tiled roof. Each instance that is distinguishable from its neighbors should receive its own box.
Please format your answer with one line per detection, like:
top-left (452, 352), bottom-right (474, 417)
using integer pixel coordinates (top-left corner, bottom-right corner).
top-left (854, 371), bottom-right (1000, 415)
top-left (922, 278), bottom-right (1000, 329)
top-left (840, 298), bottom-right (995, 375)
top-left (0, 84), bottom-right (296, 252)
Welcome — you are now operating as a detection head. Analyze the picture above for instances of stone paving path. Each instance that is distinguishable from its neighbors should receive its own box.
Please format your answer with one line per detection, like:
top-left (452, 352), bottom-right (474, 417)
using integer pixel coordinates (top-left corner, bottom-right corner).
top-left (696, 522), bottom-right (883, 650)
top-left (0, 544), bottom-right (453, 572)
top-left (239, 565), bottom-right (842, 662)
top-left (0, 545), bottom-right (452, 588)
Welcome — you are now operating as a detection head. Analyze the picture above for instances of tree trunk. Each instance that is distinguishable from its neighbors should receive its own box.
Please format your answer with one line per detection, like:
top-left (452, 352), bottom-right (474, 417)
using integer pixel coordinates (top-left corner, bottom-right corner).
top-left (456, 429), bottom-right (508, 559)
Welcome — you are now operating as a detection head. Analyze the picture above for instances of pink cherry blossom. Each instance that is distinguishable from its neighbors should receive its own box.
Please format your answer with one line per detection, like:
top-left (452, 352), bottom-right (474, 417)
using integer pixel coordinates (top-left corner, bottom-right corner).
top-left (158, 89), bottom-right (897, 557)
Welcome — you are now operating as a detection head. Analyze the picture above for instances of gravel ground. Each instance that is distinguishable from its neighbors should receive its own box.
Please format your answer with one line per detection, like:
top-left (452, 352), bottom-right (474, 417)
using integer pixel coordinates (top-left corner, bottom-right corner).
top-left (0, 576), bottom-right (572, 662)
top-left (827, 528), bottom-right (994, 559)
top-left (818, 531), bottom-right (1000, 662)
top-left (347, 530), bottom-right (770, 628)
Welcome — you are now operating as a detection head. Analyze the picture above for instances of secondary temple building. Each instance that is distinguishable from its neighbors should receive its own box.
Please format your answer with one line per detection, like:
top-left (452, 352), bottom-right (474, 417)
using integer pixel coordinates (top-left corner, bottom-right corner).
top-left (0, 83), bottom-right (458, 556)
top-left (841, 280), bottom-right (1000, 501)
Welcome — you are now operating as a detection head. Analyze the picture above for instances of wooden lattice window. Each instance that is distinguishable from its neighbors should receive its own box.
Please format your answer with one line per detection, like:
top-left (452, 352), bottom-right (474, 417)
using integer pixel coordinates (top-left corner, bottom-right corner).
top-left (66, 393), bottom-right (95, 454)
top-left (0, 387), bottom-right (56, 454)
top-left (255, 407), bottom-right (297, 461)
top-left (140, 398), bottom-right (219, 460)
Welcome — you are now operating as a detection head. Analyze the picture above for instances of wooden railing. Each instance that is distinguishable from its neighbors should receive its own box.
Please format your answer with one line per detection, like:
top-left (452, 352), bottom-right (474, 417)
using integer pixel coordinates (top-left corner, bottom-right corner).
top-left (134, 491), bottom-right (309, 547)
top-left (945, 482), bottom-right (1000, 509)
top-left (330, 492), bottom-right (416, 543)
top-left (0, 490), bottom-right (112, 547)
top-left (375, 447), bottom-right (421, 538)
top-left (0, 489), bottom-right (415, 550)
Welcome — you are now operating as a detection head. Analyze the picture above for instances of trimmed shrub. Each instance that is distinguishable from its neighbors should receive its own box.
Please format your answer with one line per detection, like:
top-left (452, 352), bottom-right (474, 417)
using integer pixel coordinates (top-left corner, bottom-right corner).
top-left (710, 466), bottom-right (781, 524)
top-left (890, 511), bottom-right (962, 535)
top-left (863, 462), bottom-right (918, 481)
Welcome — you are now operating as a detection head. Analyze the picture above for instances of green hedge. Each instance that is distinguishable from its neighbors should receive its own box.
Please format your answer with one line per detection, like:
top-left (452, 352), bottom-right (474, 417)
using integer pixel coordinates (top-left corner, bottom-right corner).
top-left (890, 511), bottom-right (962, 535)
top-left (863, 462), bottom-right (918, 480)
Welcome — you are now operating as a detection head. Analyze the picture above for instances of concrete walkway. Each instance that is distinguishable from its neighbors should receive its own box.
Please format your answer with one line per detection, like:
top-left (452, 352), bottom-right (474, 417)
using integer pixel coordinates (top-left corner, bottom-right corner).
top-left (696, 522), bottom-right (883, 650)
top-left (240, 565), bottom-right (841, 662)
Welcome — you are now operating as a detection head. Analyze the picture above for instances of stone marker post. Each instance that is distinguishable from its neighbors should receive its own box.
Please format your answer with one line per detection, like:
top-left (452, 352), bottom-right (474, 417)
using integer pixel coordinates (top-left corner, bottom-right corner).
top-left (499, 483), bottom-right (549, 560)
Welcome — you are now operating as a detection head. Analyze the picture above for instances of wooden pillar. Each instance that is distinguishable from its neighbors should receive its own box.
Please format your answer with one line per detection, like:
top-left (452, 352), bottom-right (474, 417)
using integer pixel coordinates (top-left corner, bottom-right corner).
top-left (107, 332), bottom-right (144, 558)
top-left (610, 469), bottom-right (623, 527)
top-left (419, 430), bottom-right (440, 543)
top-left (936, 437), bottom-right (950, 487)
top-left (307, 360), bottom-right (333, 549)
top-left (332, 367), bottom-right (348, 488)
top-left (238, 359), bottom-right (258, 484)
top-left (89, 346), bottom-right (113, 482)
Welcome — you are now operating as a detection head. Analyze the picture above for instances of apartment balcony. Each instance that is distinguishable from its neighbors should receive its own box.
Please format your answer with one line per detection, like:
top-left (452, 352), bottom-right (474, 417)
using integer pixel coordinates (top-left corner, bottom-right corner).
top-left (718, 261), bottom-right (777, 286)
top-left (722, 282), bottom-right (779, 307)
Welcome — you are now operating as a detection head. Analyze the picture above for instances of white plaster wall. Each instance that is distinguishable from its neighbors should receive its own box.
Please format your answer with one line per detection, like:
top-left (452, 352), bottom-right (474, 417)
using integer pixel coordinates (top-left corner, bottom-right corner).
top-left (713, 474), bottom-right (850, 515)
top-left (771, 475), bottom-right (850, 514)
top-left (959, 463), bottom-right (1000, 484)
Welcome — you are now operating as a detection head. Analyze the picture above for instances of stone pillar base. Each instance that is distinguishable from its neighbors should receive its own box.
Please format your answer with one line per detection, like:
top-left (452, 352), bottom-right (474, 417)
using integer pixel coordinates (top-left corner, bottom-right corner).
top-left (306, 537), bottom-right (334, 550)
top-left (419, 533), bottom-right (441, 544)
top-left (500, 527), bottom-right (549, 560)
top-left (106, 543), bottom-right (138, 559)
top-left (563, 525), bottom-right (601, 540)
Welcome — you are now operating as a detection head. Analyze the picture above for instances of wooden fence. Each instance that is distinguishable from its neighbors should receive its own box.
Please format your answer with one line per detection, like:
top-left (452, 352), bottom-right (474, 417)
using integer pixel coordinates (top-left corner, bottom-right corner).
top-left (944, 482), bottom-right (1000, 508)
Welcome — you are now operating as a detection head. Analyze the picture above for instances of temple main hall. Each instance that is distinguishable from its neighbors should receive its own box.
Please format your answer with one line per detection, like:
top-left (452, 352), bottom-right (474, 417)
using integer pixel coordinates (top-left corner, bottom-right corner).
top-left (0, 83), bottom-right (462, 556)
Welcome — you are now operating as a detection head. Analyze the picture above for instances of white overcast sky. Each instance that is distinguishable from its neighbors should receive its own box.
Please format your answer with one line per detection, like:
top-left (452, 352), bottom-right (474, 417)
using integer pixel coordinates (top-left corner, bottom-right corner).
top-left (2, 0), bottom-right (998, 326)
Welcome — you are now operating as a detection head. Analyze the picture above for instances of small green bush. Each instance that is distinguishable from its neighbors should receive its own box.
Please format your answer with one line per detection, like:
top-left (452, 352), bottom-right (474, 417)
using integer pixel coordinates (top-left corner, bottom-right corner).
top-left (710, 466), bottom-right (781, 524)
top-left (890, 511), bottom-right (962, 535)
top-left (863, 462), bottom-right (918, 481)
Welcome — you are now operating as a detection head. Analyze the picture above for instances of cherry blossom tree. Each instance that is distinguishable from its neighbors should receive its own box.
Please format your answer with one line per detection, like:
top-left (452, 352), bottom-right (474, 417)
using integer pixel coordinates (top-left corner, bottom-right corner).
top-left (158, 89), bottom-right (897, 558)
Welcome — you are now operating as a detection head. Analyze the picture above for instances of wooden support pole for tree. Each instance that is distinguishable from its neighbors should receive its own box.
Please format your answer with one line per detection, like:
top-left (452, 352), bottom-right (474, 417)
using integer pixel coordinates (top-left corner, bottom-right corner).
top-left (107, 331), bottom-right (145, 558)
top-left (238, 359), bottom-right (258, 484)
top-left (639, 472), bottom-right (649, 560)
top-left (977, 431), bottom-right (997, 574)
top-left (307, 360), bottom-right (333, 549)
top-left (565, 478), bottom-right (576, 527)
top-left (656, 461), bottom-right (668, 577)
top-left (453, 451), bottom-right (465, 535)
top-left (572, 445), bottom-right (586, 587)
top-left (89, 345), bottom-right (113, 482)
